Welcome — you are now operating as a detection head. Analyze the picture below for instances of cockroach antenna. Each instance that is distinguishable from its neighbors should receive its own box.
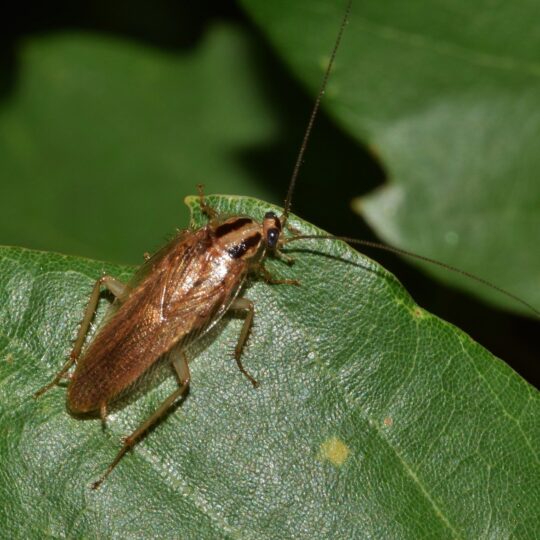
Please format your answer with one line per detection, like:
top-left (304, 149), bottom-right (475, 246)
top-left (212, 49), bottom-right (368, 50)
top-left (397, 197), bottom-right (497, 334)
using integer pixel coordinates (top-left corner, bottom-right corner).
top-left (278, 0), bottom-right (539, 320)
top-left (281, 0), bottom-right (353, 226)
top-left (284, 235), bottom-right (540, 319)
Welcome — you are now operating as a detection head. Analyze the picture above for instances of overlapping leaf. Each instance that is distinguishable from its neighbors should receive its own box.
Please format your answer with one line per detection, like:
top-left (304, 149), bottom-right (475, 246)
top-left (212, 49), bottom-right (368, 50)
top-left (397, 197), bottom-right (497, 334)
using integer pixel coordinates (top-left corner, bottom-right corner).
top-left (0, 196), bottom-right (538, 539)
top-left (242, 0), bottom-right (540, 314)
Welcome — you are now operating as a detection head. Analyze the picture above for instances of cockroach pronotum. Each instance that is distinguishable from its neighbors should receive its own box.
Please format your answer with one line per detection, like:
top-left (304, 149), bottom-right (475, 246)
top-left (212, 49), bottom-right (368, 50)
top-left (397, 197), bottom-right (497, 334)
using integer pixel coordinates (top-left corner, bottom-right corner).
top-left (34, 0), bottom-right (539, 489)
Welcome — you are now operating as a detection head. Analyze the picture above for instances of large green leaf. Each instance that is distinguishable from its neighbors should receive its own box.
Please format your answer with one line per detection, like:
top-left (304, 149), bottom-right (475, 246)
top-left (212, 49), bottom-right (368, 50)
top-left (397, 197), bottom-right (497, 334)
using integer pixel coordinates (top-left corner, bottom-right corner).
top-left (0, 26), bottom-right (278, 264)
top-left (241, 0), bottom-right (540, 315)
top-left (1, 195), bottom-right (538, 539)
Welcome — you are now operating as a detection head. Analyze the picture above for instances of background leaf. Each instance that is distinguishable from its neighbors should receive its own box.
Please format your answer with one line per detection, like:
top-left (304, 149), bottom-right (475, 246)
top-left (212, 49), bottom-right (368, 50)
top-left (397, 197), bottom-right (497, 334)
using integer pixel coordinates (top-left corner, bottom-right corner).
top-left (1, 195), bottom-right (538, 539)
top-left (0, 26), bottom-right (278, 262)
top-left (240, 0), bottom-right (540, 315)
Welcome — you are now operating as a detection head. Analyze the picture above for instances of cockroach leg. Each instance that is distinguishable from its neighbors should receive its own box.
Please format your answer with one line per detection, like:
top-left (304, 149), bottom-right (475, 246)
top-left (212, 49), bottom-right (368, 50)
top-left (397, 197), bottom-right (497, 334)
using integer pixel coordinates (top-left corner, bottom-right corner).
top-left (33, 356), bottom-right (74, 398)
top-left (171, 349), bottom-right (191, 386)
top-left (274, 249), bottom-right (295, 266)
top-left (230, 298), bottom-right (259, 388)
top-left (285, 223), bottom-right (302, 236)
top-left (34, 275), bottom-right (126, 399)
top-left (71, 275), bottom-right (126, 362)
top-left (197, 184), bottom-right (218, 221)
top-left (91, 351), bottom-right (191, 490)
top-left (100, 402), bottom-right (108, 429)
top-left (256, 263), bottom-right (300, 286)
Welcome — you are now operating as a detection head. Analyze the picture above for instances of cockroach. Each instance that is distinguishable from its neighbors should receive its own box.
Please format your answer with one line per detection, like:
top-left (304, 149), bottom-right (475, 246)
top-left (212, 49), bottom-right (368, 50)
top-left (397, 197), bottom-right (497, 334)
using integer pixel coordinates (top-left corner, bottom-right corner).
top-left (34, 0), bottom-right (539, 489)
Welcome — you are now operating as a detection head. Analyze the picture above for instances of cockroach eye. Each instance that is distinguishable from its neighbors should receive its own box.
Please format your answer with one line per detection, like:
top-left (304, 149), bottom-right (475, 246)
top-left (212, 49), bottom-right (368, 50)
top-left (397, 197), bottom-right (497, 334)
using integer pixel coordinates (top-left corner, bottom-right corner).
top-left (266, 228), bottom-right (279, 249)
top-left (263, 211), bottom-right (281, 249)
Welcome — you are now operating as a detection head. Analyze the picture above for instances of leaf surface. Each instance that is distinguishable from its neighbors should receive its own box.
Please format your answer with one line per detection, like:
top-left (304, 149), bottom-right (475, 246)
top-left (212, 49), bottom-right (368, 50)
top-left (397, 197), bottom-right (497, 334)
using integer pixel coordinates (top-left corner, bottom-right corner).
top-left (1, 195), bottom-right (538, 539)
top-left (241, 0), bottom-right (540, 314)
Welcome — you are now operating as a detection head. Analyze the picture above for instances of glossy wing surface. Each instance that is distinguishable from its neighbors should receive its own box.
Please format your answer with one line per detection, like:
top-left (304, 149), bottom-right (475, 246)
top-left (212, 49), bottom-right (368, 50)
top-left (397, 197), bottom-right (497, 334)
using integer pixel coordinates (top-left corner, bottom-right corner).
top-left (68, 227), bottom-right (246, 412)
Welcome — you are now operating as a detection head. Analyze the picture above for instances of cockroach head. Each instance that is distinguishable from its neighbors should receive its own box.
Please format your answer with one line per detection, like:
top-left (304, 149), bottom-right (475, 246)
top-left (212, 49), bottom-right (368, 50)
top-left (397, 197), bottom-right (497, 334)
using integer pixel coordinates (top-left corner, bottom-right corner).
top-left (263, 211), bottom-right (281, 250)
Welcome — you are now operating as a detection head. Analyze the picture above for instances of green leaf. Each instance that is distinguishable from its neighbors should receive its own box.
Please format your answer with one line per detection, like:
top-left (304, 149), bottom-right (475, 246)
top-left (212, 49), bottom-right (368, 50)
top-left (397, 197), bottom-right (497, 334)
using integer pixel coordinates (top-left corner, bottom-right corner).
top-left (0, 26), bottom-right (278, 264)
top-left (1, 195), bottom-right (538, 539)
top-left (240, 0), bottom-right (540, 315)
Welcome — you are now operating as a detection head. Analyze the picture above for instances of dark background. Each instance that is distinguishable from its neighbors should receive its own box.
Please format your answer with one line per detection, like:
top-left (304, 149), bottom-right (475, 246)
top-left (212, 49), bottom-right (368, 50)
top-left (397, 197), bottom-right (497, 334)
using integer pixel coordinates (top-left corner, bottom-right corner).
top-left (1, 1), bottom-right (537, 388)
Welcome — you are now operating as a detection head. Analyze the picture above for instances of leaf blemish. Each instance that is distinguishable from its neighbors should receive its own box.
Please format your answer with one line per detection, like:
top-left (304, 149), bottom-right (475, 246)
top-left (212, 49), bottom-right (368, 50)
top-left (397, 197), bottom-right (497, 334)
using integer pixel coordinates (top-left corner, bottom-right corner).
top-left (318, 436), bottom-right (350, 466)
top-left (383, 416), bottom-right (393, 427)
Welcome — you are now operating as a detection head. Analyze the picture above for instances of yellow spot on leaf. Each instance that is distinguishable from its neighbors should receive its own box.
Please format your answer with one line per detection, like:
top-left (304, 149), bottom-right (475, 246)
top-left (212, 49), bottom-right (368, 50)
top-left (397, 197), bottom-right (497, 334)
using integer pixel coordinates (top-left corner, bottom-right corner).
top-left (383, 416), bottom-right (393, 427)
top-left (319, 437), bottom-right (350, 466)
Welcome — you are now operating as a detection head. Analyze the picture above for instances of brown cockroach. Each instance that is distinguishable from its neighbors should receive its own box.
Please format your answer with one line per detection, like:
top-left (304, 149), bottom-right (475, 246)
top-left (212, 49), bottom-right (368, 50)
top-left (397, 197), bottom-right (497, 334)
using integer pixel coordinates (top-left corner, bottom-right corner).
top-left (34, 3), bottom-right (353, 489)
top-left (35, 192), bottom-right (298, 488)
top-left (34, 0), bottom-right (539, 489)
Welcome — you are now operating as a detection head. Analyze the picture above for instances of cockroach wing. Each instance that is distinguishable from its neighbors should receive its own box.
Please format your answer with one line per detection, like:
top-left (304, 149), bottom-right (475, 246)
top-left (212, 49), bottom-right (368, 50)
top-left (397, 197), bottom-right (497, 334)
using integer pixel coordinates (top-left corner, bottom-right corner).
top-left (67, 226), bottom-right (248, 413)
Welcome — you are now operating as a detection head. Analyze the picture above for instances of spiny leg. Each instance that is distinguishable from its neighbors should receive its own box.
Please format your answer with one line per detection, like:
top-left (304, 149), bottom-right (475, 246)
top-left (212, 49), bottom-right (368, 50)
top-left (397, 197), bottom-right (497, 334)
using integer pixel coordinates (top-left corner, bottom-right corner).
top-left (256, 263), bottom-right (300, 286)
top-left (285, 223), bottom-right (301, 236)
top-left (34, 275), bottom-right (127, 398)
top-left (230, 267), bottom-right (299, 387)
top-left (230, 298), bottom-right (260, 388)
top-left (197, 184), bottom-right (218, 221)
top-left (276, 223), bottom-right (304, 265)
top-left (100, 402), bottom-right (108, 429)
top-left (274, 249), bottom-right (296, 266)
top-left (92, 350), bottom-right (191, 490)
